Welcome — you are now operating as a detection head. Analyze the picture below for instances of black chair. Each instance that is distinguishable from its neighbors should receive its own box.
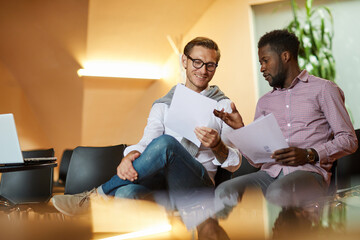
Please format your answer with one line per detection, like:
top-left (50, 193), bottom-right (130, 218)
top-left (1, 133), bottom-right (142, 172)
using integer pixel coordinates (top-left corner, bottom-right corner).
top-left (65, 144), bottom-right (127, 194)
top-left (0, 148), bottom-right (55, 205)
top-left (214, 156), bottom-right (259, 187)
top-left (337, 129), bottom-right (360, 190)
top-left (54, 149), bottom-right (73, 186)
top-left (53, 149), bottom-right (73, 193)
top-left (232, 155), bottom-right (260, 178)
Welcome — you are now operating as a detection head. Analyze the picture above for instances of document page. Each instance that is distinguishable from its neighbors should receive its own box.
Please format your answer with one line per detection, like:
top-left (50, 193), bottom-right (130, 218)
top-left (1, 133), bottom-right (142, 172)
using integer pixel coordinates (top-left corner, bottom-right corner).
top-left (164, 84), bottom-right (217, 147)
top-left (227, 113), bottom-right (289, 163)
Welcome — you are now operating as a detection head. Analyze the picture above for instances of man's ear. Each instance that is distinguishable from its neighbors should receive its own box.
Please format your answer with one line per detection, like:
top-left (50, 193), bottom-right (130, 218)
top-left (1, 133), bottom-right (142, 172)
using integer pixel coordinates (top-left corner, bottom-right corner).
top-left (181, 54), bottom-right (187, 69)
top-left (281, 51), bottom-right (291, 63)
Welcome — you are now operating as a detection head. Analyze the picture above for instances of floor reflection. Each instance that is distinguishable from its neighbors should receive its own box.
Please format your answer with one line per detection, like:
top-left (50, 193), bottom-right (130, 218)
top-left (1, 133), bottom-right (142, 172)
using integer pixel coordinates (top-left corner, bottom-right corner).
top-left (267, 185), bottom-right (360, 240)
top-left (0, 186), bottom-right (359, 239)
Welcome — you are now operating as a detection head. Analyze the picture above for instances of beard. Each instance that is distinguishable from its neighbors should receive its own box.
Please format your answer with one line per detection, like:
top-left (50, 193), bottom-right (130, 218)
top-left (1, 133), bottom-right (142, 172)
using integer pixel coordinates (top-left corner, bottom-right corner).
top-left (269, 62), bottom-right (286, 88)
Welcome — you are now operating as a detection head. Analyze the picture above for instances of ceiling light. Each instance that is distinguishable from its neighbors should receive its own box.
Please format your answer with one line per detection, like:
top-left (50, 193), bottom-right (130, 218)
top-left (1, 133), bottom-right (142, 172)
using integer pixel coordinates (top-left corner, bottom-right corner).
top-left (78, 61), bottom-right (162, 80)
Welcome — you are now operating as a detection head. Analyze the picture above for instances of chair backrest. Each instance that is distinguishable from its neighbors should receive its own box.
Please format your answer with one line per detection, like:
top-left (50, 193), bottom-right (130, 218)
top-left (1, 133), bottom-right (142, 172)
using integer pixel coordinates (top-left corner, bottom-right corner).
top-left (65, 144), bottom-right (127, 194)
top-left (22, 148), bottom-right (55, 159)
top-left (232, 156), bottom-right (260, 178)
top-left (328, 161), bottom-right (338, 195)
top-left (0, 148), bottom-right (55, 205)
top-left (58, 149), bottom-right (73, 184)
top-left (214, 167), bottom-right (233, 188)
top-left (214, 156), bottom-right (259, 187)
top-left (337, 129), bottom-right (360, 189)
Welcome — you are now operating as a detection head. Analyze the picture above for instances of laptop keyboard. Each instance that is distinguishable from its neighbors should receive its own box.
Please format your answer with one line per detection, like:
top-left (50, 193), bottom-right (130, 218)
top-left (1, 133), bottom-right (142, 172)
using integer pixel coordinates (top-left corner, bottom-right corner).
top-left (23, 157), bottom-right (57, 164)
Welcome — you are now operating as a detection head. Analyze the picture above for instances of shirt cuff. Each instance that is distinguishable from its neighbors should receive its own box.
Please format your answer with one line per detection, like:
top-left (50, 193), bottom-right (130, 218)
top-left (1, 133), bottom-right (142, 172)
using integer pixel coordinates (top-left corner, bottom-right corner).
top-left (124, 145), bottom-right (146, 156)
top-left (314, 146), bottom-right (327, 164)
top-left (212, 147), bottom-right (241, 172)
top-left (314, 145), bottom-right (336, 164)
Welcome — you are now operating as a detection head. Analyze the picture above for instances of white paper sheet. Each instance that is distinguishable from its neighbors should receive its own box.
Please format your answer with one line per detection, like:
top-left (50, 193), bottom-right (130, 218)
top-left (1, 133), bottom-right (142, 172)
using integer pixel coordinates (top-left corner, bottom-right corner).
top-left (227, 113), bottom-right (289, 163)
top-left (164, 84), bottom-right (217, 147)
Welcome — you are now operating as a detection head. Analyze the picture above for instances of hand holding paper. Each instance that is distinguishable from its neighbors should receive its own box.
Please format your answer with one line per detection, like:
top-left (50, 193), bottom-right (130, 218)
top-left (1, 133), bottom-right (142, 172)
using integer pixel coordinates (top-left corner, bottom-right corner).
top-left (164, 84), bottom-right (217, 146)
top-left (227, 113), bottom-right (288, 163)
top-left (194, 126), bottom-right (221, 149)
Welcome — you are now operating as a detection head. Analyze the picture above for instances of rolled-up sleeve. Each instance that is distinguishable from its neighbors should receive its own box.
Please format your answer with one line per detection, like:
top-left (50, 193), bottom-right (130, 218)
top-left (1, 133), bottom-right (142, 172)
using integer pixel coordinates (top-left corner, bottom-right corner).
top-left (211, 99), bottom-right (242, 172)
top-left (212, 146), bottom-right (241, 172)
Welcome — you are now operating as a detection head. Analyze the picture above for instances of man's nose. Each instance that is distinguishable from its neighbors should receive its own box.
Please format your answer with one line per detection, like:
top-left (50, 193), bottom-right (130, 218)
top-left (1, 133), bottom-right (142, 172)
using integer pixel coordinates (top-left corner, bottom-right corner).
top-left (199, 64), bottom-right (207, 73)
top-left (260, 64), bottom-right (265, 72)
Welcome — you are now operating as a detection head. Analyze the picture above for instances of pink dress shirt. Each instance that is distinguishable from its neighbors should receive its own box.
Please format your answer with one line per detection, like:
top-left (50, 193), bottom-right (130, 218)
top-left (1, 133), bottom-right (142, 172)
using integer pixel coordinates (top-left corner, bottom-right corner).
top-left (249, 70), bottom-right (358, 185)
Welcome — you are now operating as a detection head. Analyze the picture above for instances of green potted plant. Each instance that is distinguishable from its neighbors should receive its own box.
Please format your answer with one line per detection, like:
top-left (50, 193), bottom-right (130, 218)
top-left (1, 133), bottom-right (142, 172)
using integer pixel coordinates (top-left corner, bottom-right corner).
top-left (287, 0), bottom-right (335, 82)
top-left (287, 0), bottom-right (353, 122)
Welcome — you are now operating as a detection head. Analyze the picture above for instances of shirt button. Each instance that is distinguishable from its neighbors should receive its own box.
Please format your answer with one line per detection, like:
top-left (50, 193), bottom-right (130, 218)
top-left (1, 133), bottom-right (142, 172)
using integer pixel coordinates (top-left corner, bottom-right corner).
top-left (286, 105), bottom-right (289, 108)
top-left (288, 89), bottom-right (291, 92)
top-left (285, 139), bottom-right (289, 142)
top-left (287, 123), bottom-right (291, 127)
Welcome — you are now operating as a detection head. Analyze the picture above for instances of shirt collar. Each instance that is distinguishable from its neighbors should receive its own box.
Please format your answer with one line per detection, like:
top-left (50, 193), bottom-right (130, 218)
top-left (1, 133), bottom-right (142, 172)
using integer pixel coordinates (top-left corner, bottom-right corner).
top-left (181, 84), bottom-right (210, 95)
top-left (271, 70), bottom-right (308, 92)
top-left (200, 85), bottom-right (210, 95)
top-left (297, 69), bottom-right (309, 83)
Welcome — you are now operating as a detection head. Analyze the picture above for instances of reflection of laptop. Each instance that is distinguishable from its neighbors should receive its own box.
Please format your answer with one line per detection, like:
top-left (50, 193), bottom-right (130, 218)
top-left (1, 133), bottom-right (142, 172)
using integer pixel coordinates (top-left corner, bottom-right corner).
top-left (0, 113), bottom-right (57, 166)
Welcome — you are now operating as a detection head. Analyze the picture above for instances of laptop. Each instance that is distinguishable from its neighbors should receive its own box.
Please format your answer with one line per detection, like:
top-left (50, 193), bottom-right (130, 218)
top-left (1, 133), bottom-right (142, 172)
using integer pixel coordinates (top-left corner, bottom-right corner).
top-left (0, 113), bottom-right (57, 166)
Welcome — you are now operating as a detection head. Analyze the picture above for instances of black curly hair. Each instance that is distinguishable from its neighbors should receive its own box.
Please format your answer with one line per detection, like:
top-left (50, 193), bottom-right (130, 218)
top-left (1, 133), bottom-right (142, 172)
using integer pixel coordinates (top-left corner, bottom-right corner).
top-left (258, 29), bottom-right (300, 61)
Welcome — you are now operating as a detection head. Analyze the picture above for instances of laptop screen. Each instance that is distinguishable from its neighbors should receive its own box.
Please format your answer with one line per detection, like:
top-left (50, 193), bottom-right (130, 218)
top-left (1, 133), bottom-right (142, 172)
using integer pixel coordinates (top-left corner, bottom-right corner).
top-left (0, 113), bottom-right (25, 165)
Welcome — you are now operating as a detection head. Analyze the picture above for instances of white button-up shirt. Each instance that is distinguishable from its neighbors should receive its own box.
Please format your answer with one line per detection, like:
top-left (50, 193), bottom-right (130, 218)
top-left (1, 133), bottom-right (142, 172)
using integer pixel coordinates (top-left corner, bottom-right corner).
top-left (125, 87), bottom-right (241, 183)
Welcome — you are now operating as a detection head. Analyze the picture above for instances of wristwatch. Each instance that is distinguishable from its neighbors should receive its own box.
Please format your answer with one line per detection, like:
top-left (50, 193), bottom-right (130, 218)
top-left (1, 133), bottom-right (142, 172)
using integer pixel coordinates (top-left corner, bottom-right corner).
top-left (306, 148), bottom-right (316, 163)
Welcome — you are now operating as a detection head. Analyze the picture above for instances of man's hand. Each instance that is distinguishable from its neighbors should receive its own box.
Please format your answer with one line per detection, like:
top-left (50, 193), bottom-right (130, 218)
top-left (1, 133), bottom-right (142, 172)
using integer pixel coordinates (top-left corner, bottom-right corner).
top-left (213, 102), bottom-right (244, 129)
top-left (117, 150), bottom-right (141, 181)
top-left (194, 127), bottom-right (221, 148)
top-left (195, 127), bottom-right (229, 163)
top-left (271, 147), bottom-right (308, 166)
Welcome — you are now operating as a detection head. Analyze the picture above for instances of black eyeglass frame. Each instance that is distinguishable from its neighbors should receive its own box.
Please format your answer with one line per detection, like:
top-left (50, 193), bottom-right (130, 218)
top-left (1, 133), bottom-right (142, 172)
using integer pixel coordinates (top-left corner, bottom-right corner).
top-left (186, 55), bottom-right (218, 72)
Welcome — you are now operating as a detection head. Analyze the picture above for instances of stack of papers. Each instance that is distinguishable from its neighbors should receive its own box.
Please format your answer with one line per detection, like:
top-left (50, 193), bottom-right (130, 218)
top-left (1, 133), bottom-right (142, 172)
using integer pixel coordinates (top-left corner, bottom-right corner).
top-left (227, 113), bottom-right (288, 163)
top-left (164, 84), bottom-right (217, 147)
top-left (163, 84), bottom-right (288, 164)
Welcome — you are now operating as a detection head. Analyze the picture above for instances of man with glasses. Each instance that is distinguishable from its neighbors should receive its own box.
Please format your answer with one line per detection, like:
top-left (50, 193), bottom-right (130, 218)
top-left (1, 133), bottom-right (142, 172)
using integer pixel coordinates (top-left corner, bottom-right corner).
top-left (52, 37), bottom-right (241, 219)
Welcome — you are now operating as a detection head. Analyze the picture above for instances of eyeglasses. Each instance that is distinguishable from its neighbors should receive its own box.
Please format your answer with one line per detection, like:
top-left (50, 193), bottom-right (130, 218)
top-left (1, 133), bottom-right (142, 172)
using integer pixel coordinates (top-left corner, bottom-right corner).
top-left (186, 55), bottom-right (218, 72)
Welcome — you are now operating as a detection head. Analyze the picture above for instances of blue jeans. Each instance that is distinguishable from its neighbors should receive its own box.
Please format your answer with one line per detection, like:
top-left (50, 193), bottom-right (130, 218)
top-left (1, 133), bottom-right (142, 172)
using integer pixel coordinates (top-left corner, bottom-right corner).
top-left (100, 135), bottom-right (214, 206)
